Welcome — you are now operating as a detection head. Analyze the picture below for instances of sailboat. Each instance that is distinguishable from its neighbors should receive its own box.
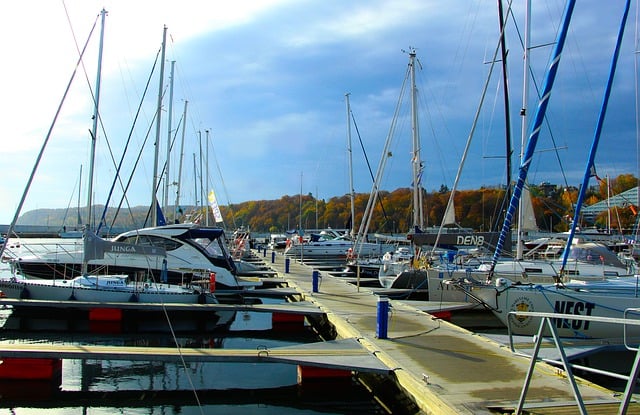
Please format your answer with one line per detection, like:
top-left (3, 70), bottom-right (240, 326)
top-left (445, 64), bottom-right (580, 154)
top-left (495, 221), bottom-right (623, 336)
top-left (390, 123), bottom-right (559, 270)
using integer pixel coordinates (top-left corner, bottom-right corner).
top-left (468, 0), bottom-right (640, 339)
top-left (375, 49), bottom-right (431, 290)
top-left (427, 1), bottom-right (633, 297)
top-left (0, 10), bottom-right (217, 305)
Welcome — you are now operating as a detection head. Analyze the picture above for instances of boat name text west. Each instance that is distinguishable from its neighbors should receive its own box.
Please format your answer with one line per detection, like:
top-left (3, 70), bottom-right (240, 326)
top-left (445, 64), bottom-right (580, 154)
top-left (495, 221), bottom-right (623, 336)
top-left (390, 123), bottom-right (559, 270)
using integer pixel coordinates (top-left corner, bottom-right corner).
top-left (554, 300), bottom-right (596, 330)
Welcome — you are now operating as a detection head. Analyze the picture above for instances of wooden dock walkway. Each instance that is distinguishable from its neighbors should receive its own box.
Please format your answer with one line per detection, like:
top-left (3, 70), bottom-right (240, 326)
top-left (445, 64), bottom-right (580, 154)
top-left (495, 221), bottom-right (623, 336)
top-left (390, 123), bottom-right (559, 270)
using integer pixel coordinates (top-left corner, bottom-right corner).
top-left (265, 251), bottom-right (640, 415)
top-left (0, 338), bottom-right (390, 374)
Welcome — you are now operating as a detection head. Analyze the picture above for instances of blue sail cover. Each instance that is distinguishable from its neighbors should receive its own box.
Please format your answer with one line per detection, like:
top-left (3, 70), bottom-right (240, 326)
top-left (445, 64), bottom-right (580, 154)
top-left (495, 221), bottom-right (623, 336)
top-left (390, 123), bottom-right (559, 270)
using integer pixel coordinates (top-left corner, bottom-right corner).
top-left (489, 0), bottom-right (576, 277)
top-left (560, 0), bottom-right (630, 272)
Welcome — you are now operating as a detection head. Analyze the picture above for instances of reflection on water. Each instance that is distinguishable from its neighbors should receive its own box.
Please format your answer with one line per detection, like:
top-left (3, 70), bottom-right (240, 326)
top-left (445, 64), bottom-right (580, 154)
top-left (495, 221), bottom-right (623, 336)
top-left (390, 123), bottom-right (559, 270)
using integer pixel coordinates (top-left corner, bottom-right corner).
top-left (0, 299), bottom-right (390, 414)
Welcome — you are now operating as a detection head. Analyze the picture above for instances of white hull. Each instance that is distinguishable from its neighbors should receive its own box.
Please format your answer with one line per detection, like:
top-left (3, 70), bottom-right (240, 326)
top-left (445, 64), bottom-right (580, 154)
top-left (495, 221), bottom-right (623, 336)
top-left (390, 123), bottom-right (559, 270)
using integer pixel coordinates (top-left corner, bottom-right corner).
top-left (471, 276), bottom-right (640, 339)
top-left (285, 242), bottom-right (395, 259)
top-left (0, 276), bottom-right (210, 304)
top-left (12, 225), bottom-right (244, 289)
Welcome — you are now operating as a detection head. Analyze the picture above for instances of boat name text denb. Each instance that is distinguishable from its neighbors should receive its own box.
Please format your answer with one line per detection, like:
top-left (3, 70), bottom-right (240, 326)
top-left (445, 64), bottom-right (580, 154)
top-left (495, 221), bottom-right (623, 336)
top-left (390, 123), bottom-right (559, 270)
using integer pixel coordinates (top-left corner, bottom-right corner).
top-left (456, 235), bottom-right (484, 246)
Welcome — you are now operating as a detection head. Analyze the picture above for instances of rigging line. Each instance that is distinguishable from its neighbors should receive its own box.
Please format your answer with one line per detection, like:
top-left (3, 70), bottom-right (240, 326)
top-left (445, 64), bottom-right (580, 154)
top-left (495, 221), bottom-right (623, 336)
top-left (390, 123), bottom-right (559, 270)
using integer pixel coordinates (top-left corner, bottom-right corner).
top-left (63, 3), bottom-right (102, 124)
top-left (0, 15), bottom-right (99, 259)
top-left (350, 109), bottom-right (390, 225)
top-left (430, 0), bottom-right (514, 257)
top-left (112, 108), bottom-right (158, 231)
top-left (97, 47), bottom-right (162, 234)
top-left (154, 115), bottom-right (185, 218)
top-left (355, 61), bottom-right (410, 248)
top-left (207, 131), bottom-right (233, 227)
top-left (61, 173), bottom-right (81, 230)
top-left (507, 5), bottom-right (571, 191)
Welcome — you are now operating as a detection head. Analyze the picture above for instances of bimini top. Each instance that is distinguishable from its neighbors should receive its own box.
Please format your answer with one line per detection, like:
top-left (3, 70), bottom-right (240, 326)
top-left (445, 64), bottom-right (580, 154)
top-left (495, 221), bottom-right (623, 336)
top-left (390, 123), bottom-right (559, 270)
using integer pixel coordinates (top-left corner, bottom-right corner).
top-left (115, 224), bottom-right (226, 240)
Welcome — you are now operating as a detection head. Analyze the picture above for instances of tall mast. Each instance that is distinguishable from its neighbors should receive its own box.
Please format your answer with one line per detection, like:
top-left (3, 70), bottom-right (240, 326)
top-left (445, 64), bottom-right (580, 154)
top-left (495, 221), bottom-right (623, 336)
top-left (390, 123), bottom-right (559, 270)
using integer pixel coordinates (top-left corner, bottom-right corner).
top-left (174, 100), bottom-right (188, 222)
top-left (345, 93), bottom-right (356, 237)
top-left (515, 0), bottom-right (531, 260)
top-left (409, 49), bottom-right (423, 230)
top-left (205, 129), bottom-right (210, 226)
top-left (498, 0), bottom-right (512, 219)
top-left (560, 0), bottom-right (630, 275)
top-left (199, 131), bottom-right (203, 219)
top-left (164, 60), bottom-right (175, 216)
top-left (82, 8), bottom-right (107, 275)
top-left (152, 25), bottom-right (167, 227)
top-left (490, 0), bottom-right (576, 278)
top-left (192, 153), bottom-right (198, 213)
top-left (635, 0), bottom-right (640, 241)
top-left (86, 8), bottom-right (107, 233)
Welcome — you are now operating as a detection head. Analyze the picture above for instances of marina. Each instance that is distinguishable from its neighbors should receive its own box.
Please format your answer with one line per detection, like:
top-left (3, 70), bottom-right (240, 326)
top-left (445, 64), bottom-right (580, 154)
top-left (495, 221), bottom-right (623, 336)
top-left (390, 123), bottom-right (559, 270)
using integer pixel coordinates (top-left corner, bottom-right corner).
top-left (3, 247), bottom-right (640, 414)
top-left (1, 3), bottom-right (640, 413)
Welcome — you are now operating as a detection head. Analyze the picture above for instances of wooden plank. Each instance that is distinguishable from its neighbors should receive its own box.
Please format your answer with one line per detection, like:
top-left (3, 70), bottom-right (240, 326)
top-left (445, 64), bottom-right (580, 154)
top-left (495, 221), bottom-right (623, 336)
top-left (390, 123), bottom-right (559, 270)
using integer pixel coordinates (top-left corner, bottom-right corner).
top-left (0, 298), bottom-right (322, 315)
top-left (0, 339), bottom-right (391, 374)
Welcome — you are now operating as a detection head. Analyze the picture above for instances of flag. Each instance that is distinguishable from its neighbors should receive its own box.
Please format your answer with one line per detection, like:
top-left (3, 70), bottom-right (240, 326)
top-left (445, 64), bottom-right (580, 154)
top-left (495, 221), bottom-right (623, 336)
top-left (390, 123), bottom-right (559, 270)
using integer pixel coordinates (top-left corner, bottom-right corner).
top-left (156, 198), bottom-right (167, 226)
top-left (589, 165), bottom-right (602, 182)
top-left (208, 190), bottom-right (224, 223)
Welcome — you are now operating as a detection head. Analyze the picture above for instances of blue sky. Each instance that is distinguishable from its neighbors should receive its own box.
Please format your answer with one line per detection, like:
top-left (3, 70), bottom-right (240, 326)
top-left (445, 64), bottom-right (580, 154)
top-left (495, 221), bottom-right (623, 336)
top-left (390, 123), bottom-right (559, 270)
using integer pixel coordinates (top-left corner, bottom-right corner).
top-left (0, 1), bottom-right (638, 225)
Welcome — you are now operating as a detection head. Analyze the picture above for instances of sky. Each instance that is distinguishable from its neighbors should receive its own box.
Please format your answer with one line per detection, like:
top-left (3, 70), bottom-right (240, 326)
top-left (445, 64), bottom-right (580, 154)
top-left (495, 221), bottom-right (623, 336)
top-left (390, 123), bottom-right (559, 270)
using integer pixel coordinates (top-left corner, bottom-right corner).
top-left (0, 0), bottom-right (638, 225)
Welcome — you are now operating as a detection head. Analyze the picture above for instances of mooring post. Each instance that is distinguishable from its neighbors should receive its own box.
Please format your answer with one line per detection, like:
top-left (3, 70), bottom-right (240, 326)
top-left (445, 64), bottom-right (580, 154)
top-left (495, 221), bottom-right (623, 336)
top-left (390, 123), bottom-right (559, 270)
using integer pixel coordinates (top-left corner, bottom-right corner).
top-left (376, 296), bottom-right (389, 339)
top-left (312, 270), bottom-right (319, 292)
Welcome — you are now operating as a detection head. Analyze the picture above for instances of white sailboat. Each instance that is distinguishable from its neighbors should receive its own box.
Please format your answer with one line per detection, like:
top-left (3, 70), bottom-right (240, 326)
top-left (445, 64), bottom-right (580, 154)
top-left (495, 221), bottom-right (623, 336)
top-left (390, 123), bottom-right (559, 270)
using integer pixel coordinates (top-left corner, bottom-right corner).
top-left (376, 48), bottom-right (429, 290)
top-left (0, 11), bottom-right (217, 305)
top-left (466, 0), bottom-right (640, 340)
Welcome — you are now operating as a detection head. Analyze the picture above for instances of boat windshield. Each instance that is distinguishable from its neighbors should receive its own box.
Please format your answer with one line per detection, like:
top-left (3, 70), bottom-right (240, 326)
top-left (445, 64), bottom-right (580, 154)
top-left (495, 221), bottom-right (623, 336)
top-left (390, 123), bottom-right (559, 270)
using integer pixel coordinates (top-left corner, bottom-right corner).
top-left (568, 244), bottom-right (625, 267)
top-left (117, 235), bottom-right (182, 251)
top-left (191, 237), bottom-right (227, 259)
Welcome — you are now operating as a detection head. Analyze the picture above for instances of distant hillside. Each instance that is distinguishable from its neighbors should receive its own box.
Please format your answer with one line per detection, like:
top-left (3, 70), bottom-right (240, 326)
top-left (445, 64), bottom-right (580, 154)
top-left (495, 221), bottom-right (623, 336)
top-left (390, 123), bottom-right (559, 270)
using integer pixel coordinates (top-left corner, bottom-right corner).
top-left (15, 174), bottom-right (639, 234)
top-left (17, 205), bottom-right (162, 230)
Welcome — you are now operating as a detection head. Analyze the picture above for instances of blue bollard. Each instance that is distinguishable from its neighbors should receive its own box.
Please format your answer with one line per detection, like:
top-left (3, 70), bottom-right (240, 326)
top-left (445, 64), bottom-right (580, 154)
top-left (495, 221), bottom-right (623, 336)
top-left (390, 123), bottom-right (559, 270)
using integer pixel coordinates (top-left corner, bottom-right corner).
top-left (271, 251), bottom-right (276, 263)
top-left (376, 296), bottom-right (389, 339)
top-left (263, 247), bottom-right (267, 257)
top-left (312, 270), bottom-right (319, 293)
top-left (285, 257), bottom-right (290, 273)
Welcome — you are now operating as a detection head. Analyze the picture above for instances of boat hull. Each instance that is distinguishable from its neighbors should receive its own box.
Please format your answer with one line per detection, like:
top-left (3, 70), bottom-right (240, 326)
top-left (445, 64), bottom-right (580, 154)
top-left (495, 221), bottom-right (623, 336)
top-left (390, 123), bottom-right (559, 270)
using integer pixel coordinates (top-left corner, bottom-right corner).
top-left (0, 278), bottom-right (208, 304)
top-left (472, 277), bottom-right (640, 339)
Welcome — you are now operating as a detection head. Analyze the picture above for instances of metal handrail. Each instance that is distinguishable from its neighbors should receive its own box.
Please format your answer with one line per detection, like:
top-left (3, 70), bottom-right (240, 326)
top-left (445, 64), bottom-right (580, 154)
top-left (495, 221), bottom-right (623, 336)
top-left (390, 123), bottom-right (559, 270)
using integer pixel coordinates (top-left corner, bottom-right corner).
top-left (507, 309), bottom-right (640, 415)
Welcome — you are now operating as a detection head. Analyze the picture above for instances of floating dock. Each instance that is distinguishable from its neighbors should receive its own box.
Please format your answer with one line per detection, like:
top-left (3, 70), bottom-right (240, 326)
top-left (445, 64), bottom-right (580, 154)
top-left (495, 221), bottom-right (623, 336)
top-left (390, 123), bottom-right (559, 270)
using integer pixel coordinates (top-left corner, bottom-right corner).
top-left (266, 251), bottom-right (640, 415)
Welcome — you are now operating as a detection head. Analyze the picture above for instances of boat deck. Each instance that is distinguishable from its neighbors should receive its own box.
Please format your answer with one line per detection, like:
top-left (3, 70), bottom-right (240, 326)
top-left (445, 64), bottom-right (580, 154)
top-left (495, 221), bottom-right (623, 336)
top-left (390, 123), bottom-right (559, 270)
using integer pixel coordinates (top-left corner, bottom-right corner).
top-left (266, 251), bottom-right (640, 415)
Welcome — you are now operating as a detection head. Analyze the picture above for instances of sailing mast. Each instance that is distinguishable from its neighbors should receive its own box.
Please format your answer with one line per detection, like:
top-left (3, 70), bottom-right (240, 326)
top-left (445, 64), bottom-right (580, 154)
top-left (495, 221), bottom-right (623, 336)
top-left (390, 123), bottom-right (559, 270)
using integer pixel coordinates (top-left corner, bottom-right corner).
top-left (489, 0), bottom-right (576, 279)
top-left (81, 8), bottom-right (107, 275)
top-left (151, 25), bottom-right (167, 227)
top-left (345, 93), bottom-right (356, 238)
top-left (498, 0), bottom-right (513, 217)
top-left (409, 49), bottom-right (424, 231)
top-left (515, 0), bottom-right (532, 260)
top-left (164, 60), bottom-right (175, 217)
top-left (560, 0), bottom-right (630, 277)
top-left (0, 12), bottom-right (100, 260)
top-left (85, 8), bottom-right (107, 234)
top-left (174, 100), bottom-right (188, 222)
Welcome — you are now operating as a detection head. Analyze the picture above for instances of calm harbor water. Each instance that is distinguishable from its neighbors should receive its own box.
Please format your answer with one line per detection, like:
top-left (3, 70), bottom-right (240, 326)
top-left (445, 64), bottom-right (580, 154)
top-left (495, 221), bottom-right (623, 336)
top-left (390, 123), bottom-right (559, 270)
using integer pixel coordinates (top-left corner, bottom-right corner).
top-left (0, 298), bottom-right (393, 415)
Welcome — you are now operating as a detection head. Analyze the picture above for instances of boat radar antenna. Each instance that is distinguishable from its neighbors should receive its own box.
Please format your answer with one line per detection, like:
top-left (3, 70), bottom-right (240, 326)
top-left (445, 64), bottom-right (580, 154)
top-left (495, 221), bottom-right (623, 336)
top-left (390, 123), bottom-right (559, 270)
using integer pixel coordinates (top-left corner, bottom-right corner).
top-left (401, 47), bottom-right (423, 70)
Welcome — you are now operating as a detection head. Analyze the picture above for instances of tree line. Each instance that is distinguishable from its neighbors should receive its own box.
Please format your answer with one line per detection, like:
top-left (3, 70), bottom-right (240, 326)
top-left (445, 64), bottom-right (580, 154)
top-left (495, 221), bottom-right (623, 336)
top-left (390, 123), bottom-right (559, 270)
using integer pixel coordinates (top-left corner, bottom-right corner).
top-left (218, 174), bottom-right (639, 234)
top-left (17, 174), bottom-right (638, 236)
